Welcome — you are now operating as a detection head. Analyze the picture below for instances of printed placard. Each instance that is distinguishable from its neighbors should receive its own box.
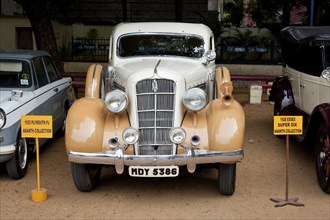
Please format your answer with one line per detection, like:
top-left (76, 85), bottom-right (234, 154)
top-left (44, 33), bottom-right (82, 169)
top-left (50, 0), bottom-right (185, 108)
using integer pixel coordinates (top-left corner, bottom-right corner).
top-left (21, 116), bottom-right (53, 138)
top-left (274, 116), bottom-right (303, 135)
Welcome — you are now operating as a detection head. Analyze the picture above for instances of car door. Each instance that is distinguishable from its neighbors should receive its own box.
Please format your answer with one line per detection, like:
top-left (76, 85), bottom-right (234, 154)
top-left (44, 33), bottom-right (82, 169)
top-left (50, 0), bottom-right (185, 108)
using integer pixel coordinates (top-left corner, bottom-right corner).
top-left (285, 65), bottom-right (302, 109)
top-left (319, 75), bottom-right (330, 104)
top-left (299, 46), bottom-right (330, 114)
top-left (300, 72), bottom-right (320, 114)
top-left (42, 56), bottom-right (69, 132)
top-left (32, 56), bottom-right (62, 135)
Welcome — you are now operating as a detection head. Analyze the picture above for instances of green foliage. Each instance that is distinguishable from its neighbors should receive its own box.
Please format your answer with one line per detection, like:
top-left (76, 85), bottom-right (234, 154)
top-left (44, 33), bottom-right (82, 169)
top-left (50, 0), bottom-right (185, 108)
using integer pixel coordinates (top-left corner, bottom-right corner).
top-left (221, 28), bottom-right (274, 46)
top-left (222, 0), bottom-right (244, 27)
top-left (247, 0), bottom-right (284, 36)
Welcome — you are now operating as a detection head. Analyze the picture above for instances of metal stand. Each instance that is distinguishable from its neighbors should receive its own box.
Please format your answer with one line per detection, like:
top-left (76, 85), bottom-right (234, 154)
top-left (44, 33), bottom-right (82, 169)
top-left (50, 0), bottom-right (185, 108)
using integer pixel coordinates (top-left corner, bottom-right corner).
top-left (270, 135), bottom-right (304, 207)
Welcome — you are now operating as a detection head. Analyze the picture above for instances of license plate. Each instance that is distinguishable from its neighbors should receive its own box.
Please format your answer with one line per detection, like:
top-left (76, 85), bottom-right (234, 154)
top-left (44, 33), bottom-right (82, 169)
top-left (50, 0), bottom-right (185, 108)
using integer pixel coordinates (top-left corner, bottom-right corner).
top-left (129, 166), bottom-right (179, 177)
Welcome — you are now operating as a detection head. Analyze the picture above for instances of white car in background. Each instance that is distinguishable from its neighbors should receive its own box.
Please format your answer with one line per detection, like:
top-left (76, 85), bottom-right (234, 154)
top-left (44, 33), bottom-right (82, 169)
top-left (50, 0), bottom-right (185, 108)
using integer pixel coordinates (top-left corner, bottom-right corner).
top-left (270, 26), bottom-right (330, 193)
top-left (0, 50), bottom-right (74, 179)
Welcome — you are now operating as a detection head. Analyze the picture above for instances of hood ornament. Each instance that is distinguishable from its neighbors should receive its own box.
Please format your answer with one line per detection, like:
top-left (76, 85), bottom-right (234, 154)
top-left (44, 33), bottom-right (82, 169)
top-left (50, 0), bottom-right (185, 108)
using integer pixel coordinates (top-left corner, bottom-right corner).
top-left (152, 79), bottom-right (158, 93)
top-left (153, 60), bottom-right (161, 78)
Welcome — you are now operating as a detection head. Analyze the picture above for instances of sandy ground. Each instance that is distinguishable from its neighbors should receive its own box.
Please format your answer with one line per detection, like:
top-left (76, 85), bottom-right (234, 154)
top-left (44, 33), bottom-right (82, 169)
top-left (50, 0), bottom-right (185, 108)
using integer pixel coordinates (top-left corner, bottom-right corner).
top-left (0, 91), bottom-right (329, 220)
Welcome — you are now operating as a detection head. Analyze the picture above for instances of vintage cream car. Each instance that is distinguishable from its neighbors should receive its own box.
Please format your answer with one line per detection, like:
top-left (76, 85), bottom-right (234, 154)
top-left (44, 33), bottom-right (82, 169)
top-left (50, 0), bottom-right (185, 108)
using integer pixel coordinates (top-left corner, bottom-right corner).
top-left (65, 22), bottom-right (245, 195)
top-left (269, 26), bottom-right (330, 193)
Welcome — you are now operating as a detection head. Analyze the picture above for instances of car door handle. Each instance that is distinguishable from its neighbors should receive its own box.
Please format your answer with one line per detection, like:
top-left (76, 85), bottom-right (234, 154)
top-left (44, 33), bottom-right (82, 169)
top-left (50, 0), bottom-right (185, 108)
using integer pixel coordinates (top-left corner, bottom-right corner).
top-left (53, 88), bottom-right (59, 92)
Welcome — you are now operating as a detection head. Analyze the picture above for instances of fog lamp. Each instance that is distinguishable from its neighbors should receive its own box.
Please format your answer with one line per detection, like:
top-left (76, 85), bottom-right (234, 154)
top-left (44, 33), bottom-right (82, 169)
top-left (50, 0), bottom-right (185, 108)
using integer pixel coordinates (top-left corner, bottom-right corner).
top-left (169, 127), bottom-right (186, 144)
top-left (123, 128), bottom-right (139, 145)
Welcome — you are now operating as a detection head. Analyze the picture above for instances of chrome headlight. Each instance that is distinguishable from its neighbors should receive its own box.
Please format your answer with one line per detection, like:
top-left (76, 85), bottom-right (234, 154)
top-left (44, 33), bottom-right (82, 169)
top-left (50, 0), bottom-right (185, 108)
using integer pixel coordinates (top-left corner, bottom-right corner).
top-left (0, 109), bottom-right (6, 129)
top-left (105, 90), bottom-right (128, 113)
top-left (183, 88), bottom-right (207, 111)
top-left (123, 127), bottom-right (139, 145)
top-left (321, 67), bottom-right (330, 80)
top-left (169, 127), bottom-right (186, 144)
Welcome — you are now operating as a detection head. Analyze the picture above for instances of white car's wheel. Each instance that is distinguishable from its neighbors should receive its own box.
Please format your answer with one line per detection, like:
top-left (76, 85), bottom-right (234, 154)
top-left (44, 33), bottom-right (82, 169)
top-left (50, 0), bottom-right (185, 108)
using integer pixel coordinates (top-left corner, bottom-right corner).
top-left (218, 163), bottom-right (236, 195)
top-left (71, 163), bottom-right (102, 192)
top-left (6, 134), bottom-right (28, 179)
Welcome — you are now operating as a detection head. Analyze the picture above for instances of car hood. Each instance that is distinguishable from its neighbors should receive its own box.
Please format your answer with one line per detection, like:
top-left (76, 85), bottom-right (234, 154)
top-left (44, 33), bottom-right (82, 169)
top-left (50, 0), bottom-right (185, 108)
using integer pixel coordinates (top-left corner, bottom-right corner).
top-left (0, 90), bottom-right (35, 114)
top-left (114, 58), bottom-right (208, 88)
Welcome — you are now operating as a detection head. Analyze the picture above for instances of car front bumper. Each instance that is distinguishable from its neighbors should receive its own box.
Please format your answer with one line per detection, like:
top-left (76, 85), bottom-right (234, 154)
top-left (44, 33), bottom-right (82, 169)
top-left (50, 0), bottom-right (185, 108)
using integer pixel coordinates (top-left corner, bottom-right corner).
top-left (69, 147), bottom-right (244, 174)
top-left (0, 144), bottom-right (16, 163)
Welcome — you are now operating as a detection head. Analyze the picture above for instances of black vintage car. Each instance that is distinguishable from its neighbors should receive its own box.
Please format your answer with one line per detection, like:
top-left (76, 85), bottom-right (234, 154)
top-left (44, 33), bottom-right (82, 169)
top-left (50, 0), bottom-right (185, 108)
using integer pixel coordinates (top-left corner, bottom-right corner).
top-left (269, 26), bottom-right (330, 193)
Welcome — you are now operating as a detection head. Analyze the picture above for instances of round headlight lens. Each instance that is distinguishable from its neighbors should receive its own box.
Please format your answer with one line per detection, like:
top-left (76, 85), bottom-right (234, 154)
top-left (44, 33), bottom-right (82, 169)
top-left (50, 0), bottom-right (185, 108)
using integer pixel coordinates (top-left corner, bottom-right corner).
top-left (0, 109), bottom-right (6, 129)
top-left (105, 90), bottom-right (128, 113)
top-left (169, 127), bottom-right (186, 144)
top-left (123, 128), bottom-right (139, 145)
top-left (321, 67), bottom-right (330, 79)
top-left (183, 88), bottom-right (207, 111)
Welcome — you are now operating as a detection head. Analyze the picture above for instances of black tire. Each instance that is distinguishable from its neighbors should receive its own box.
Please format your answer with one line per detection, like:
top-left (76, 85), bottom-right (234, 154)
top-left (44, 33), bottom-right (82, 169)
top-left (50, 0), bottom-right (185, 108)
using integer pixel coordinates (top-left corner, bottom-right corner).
top-left (315, 122), bottom-right (330, 194)
top-left (218, 163), bottom-right (236, 195)
top-left (6, 134), bottom-right (28, 179)
top-left (71, 163), bottom-right (102, 192)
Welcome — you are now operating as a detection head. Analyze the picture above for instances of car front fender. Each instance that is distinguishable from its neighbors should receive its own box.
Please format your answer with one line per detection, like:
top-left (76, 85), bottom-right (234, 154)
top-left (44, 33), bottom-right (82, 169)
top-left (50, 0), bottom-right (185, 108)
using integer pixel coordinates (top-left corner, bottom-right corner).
top-left (65, 98), bottom-right (108, 154)
top-left (181, 98), bottom-right (245, 153)
top-left (206, 99), bottom-right (245, 151)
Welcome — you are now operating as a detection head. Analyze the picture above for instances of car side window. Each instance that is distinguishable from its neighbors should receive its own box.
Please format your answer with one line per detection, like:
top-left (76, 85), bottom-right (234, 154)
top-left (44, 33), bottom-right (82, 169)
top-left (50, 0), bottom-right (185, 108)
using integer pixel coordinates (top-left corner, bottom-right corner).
top-left (288, 45), bottom-right (323, 77)
top-left (33, 57), bottom-right (49, 87)
top-left (43, 56), bottom-right (60, 82)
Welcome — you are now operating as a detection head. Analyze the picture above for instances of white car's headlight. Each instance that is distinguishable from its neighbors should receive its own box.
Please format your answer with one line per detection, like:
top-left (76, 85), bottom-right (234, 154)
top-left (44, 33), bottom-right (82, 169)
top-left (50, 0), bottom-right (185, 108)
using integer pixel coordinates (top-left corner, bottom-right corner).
top-left (105, 90), bottom-right (128, 113)
top-left (0, 109), bottom-right (6, 129)
top-left (123, 127), bottom-right (139, 145)
top-left (183, 88), bottom-right (207, 111)
top-left (169, 127), bottom-right (186, 144)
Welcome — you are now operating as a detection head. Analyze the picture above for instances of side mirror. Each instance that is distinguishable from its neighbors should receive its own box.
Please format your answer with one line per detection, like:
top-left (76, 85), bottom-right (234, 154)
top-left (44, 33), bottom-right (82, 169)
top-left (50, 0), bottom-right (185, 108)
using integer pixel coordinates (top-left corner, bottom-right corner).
top-left (205, 50), bottom-right (216, 62)
top-left (202, 50), bottom-right (216, 66)
top-left (321, 67), bottom-right (330, 81)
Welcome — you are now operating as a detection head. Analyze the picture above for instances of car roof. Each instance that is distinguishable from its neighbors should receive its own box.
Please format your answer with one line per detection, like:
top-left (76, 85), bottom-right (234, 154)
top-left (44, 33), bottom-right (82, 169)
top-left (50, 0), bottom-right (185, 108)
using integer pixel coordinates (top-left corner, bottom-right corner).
top-left (111, 22), bottom-right (213, 39)
top-left (279, 27), bottom-right (330, 72)
top-left (0, 50), bottom-right (50, 60)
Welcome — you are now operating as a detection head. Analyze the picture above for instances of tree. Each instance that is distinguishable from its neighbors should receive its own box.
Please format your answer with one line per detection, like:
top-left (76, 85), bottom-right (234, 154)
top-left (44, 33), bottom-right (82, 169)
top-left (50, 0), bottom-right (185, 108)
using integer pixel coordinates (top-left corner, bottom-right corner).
top-left (13, 0), bottom-right (63, 72)
top-left (248, 0), bottom-right (329, 34)
top-left (247, 0), bottom-right (284, 35)
top-left (222, 0), bottom-right (244, 27)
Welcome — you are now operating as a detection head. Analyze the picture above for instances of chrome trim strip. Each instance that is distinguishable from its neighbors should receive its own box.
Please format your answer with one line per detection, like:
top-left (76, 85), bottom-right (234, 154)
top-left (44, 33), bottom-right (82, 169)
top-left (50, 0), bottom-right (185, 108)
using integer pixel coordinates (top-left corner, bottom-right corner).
top-left (69, 149), bottom-right (243, 173)
top-left (0, 144), bottom-right (16, 154)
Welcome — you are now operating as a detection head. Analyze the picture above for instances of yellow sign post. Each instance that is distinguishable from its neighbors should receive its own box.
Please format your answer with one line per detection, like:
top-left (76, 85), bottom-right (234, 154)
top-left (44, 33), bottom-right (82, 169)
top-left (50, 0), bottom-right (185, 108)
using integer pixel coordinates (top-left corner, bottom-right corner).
top-left (271, 115), bottom-right (304, 207)
top-left (273, 116), bottom-right (303, 135)
top-left (21, 115), bottom-right (52, 203)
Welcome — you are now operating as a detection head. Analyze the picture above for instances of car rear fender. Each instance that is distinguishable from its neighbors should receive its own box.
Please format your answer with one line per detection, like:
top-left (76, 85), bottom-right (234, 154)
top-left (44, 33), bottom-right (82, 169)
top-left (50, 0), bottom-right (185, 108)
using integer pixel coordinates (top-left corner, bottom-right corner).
top-left (269, 75), bottom-right (296, 115)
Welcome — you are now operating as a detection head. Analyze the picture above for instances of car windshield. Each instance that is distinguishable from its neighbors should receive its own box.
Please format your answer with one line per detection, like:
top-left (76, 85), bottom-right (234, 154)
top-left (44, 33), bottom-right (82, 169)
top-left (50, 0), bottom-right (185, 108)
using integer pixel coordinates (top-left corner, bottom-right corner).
top-left (118, 34), bottom-right (205, 58)
top-left (0, 60), bottom-right (31, 88)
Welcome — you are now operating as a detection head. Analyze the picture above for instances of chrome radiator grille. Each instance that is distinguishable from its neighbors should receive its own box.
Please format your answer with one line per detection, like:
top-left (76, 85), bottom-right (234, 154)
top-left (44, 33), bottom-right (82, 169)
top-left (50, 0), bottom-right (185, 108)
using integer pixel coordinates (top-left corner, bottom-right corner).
top-left (136, 79), bottom-right (176, 155)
